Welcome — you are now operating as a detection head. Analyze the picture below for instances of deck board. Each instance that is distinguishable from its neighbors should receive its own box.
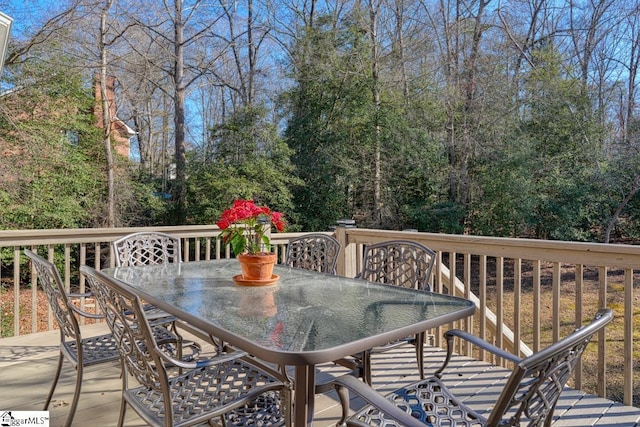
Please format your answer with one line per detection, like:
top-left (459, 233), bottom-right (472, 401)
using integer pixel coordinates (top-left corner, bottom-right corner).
top-left (1, 325), bottom-right (639, 426)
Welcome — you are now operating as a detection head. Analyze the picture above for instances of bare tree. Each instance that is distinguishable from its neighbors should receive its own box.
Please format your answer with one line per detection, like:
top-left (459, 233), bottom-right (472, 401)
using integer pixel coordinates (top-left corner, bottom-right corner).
top-left (622, 10), bottom-right (640, 145)
top-left (122, 0), bottom-right (225, 223)
top-left (4, 0), bottom-right (85, 67)
top-left (368, 0), bottom-right (383, 226)
top-left (99, 0), bottom-right (116, 227)
top-left (603, 7), bottom-right (640, 243)
top-left (428, 0), bottom-right (491, 206)
top-left (94, 0), bottom-right (140, 227)
top-left (568, 0), bottom-right (617, 89)
top-left (115, 28), bottom-right (173, 177)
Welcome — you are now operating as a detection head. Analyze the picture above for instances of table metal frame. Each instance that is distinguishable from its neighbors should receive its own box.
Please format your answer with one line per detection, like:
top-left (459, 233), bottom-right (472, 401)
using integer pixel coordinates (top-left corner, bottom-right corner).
top-left (106, 259), bottom-right (475, 426)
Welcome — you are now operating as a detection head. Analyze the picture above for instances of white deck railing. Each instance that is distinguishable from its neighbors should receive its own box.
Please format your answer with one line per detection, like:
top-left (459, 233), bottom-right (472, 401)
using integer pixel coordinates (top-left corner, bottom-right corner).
top-left (1, 226), bottom-right (637, 406)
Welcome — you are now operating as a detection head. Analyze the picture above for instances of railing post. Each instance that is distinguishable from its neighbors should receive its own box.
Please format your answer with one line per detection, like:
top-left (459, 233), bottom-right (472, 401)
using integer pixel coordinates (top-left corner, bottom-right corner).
top-left (334, 219), bottom-right (356, 277)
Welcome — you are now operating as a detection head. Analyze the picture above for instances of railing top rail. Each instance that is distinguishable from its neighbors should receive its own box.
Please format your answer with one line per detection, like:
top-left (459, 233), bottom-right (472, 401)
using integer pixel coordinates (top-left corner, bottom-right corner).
top-left (0, 227), bottom-right (322, 253)
top-left (270, 231), bottom-right (333, 244)
top-left (0, 225), bottom-right (222, 246)
top-left (342, 228), bottom-right (640, 268)
top-left (3, 225), bottom-right (640, 267)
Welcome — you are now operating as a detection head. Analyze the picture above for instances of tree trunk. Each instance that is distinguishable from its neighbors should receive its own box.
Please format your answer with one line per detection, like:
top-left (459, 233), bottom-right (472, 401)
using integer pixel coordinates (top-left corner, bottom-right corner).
top-left (173, 0), bottom-right (187, 224)
top-left (100, 0), bottom-right (115, 227)
top-left (369, 0), bottom-right (383, 226)
top-left (393, 0), bottom-right (409, 106)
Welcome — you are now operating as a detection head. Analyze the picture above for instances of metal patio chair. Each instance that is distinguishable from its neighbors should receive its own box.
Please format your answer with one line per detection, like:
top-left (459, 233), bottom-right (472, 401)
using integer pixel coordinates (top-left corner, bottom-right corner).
top-left (24, 249), bottom-right (122, 427)
top-left (285, 233), bottom-right (342, 275)
top-left (112, 231), bottom-right (186, 335)
top-left (351, 240), bottom-right (437, 384)
top-left (80, 265), bottom-right (289, 427)
top-left (356, 239), bottom-right (436, 289)
top-left (24, 249), bottom-right (196, 427)
top-left (114, 231), bottom-right (228, 356)
top-left (112, 231), bottom-right (182, 267)
top-left (329, 308), bottom-right (613, 427)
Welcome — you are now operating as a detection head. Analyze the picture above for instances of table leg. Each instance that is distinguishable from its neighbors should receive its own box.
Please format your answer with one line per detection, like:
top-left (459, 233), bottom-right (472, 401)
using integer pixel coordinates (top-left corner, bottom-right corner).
top-left (294, 364), bottom-right (316, 426)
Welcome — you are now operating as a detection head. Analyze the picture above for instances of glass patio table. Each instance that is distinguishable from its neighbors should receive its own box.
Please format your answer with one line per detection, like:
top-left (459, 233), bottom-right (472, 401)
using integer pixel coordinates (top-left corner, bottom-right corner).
top-left (106, 259), bottom-right (475, 427)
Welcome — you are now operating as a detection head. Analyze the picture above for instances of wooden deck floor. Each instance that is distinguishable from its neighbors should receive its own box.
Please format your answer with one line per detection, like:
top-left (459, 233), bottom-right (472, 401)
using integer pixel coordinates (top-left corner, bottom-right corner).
top-left (2, 324), bottom-right (640, 427)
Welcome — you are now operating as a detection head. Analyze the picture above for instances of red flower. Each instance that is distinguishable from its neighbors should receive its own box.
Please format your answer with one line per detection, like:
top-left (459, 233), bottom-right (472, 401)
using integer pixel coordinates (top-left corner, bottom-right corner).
top-left (216, 200), bottom-right (286, 255)
top-left (271, 211), bottom-right (285, 232)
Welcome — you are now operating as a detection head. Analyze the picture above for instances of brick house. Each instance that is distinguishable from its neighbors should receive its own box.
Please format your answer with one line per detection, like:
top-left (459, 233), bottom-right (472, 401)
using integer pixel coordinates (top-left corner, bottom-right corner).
top-left (94, 74), bottom-right (135, 158)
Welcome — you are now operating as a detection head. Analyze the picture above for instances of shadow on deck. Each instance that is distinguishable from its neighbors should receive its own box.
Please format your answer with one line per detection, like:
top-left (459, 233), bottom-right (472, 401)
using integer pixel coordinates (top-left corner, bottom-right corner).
top-left (1, 324), bottom-right (639, 427)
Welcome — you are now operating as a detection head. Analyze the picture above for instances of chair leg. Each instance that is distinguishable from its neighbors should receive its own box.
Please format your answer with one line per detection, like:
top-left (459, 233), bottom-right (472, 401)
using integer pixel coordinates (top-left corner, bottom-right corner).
top-left (118, 364), bottom-right (128, 427)
top-left (544, 403), bottom-right (559, 427)
top-left (362, 351), bottom-right (373, 385)
top-left (44, 351), bottom-right (64, 410)
top-left (334, 382), bottom-right (351, 427)
top-left (63, 364), bottom-right (83, 427)
top-left (282, 383), bottom-right (293, 427)
top-left (434, 332), bottom-right (456, 378)
top-left (117, 395), bottom-right (128, 427)
top-left (173, 323), bottom-right (185, 375)
top-left (415, 332), bottom-right (425, 379)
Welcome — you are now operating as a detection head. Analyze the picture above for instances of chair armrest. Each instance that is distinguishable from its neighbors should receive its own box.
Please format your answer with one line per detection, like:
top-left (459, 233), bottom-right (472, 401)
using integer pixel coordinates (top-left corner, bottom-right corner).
top-left (67, 292), bottom-right (106, 320)
top-left (154, 346), bottom-right (248, 370)
top-left (434, 329), bottom-right (521, 377)
top-left (327, 374), bottom-right (425, 427)
top-left (141, 305), bottom-right (176, 323)
top-left (68, 291), bottom-right (94, 298)
top-left (445, 329), bottom-right (521, 363)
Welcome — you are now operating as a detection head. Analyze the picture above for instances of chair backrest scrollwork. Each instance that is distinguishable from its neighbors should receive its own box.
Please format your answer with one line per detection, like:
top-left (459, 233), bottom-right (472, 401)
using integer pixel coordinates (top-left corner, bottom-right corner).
top-left (81, 266), bottom-right (165, 392)
top-left (112, 231), bottom-right (181, 267)
top-left (24, 249), bottom-right (81, 345)
top-left (357, 240), bottom-right (436, 290)
top-left (285, 233), bottom-right (341, 275)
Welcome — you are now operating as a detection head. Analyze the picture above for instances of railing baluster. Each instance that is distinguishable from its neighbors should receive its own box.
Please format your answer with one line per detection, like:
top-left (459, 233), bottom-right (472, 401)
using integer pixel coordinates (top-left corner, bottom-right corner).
top-left (184, 238), bottom-right (190, 262)
top-left (13, 247), bottom-right (19, 335)
top-left (47, 246), bottom-right (55, 330)
top-left (29, 247), bottom-right (37, 333)
top-left (64, 244), bottom-right (71, 294)
top-left (79, 243), bottom-right (87, 325)
top-left (463, 253), bottom-right (473, 357)
top-left (533, 259), bottom-right (541, 353)
top-left (598, 266), bottom-right (608, 397)
top-left (0, 255), bottom-right (3, 332)
top-left (624, 268), bottom-right (633, 405)
top-left (513, 258), bottom-right (521, 358)
top-left (449, 251), bottom-right (459, 353)
top-left (575, 264), bottom-right (584, 390)
top-left (433, 251), bottom-right (441, 293)
top-left (552, 262), bottom-right (561, 343)
top-left (496, 256), bottom-right (504, 366)
top-left (433, 251), bottom-right (443, 348)
top-left (479, 254), bottom-right (487, 362)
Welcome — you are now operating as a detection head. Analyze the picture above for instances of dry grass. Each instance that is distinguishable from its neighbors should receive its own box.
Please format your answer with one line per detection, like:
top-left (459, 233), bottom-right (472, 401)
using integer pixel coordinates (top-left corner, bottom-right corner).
top-left (468, 259), bottom-right (640, 406)
top-left (0, 286), bottom-right (97, 336)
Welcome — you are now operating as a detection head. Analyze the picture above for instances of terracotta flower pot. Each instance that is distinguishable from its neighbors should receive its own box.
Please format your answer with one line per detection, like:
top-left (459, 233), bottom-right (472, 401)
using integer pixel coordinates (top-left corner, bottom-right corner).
top-left (237, 252), bottom-right (277, 281)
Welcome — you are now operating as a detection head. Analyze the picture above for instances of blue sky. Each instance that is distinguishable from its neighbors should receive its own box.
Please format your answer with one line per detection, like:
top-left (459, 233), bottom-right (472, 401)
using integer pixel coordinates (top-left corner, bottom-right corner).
top-left (1, 1), bottom-right (64, 39)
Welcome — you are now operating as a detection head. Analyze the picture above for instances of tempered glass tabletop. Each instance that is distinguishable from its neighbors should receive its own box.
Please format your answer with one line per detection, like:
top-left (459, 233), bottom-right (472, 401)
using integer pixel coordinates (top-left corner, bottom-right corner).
top-left (107, 259), bottom-right (474, 363)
